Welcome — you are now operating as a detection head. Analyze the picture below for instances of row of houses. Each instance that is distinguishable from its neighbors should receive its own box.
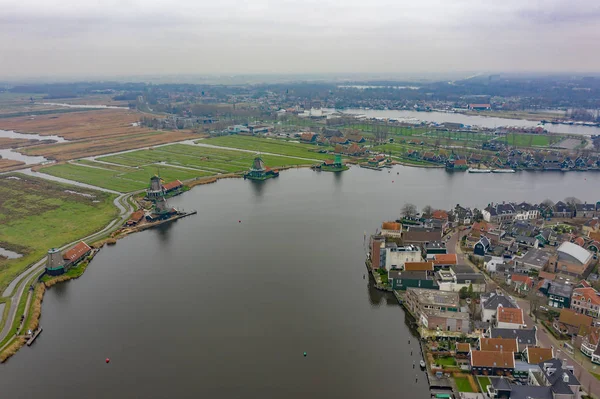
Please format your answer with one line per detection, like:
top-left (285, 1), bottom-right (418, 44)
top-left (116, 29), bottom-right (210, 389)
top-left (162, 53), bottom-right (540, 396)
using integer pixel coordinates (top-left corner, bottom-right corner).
top-left (483, 201), bottom-right (600, 223)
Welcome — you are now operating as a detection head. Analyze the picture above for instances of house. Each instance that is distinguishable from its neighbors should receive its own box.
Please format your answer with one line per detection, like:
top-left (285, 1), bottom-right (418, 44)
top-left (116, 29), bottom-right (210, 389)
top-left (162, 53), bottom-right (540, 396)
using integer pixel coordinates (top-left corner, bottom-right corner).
top-left (516, 248), bottom-right (551, 271)
top-left (579, 326), bottom-right (600, 363)
top-left (403, 261), bottom-right (434, 273)
top-left (382, 243), bottom-right (422, 271)
top-left (447, 158), bottom-right (468, 170)
top-left (126, 210), bottom-right (145, 226)
top-left (490, 327), bottom-right (538, 351)
top-left (456, 342), bottom-right (471, 356)
top-left (576, 203), bottom-right (597, 218)
top-left (470, 350), bottom-right (515, 376)
top-left (380, 221), bottom-right (402, 238)
top-left (402, 226), bottom-right (443, 244)
top-left (554, 308), bottom-right (592, 336)
top-left (480, 293), bottom-right (518, 323)
top-left (432, 253), bottom-right (457, 267)
top-left (63, 241), bottom-right (92, 266)
top-left (388, 270), bottom-right (438, 290)
top-left (551, 241), bottom-right (593, 276)
top-left (46, 241), bottom-right (93, 276)
top-left (300, 132), bottom-right (318, 142)
top-left (497, 306), bottom-right (525, 329)
top-left (346, 133), bottom-right (365, 143)
top-left (329, 136), bottom-right (349, 145)
top-left (454, 205), bottom-right (473, 225)
top-left (514, 202), bottom-right (540, 220)
top-left (436, 265), bottom-right (486, 293)
top-left (479, 337), bottom-right (518, 353)
top-left (162, 180), bottom-right (183, 194)
top-left (536, 228), bottom-right (557, 247)
top-left (432, 210), bottom-right (449, 222)
top-left (583, 218), bottom-right (600, 235)
top-left (571, 286), bottom-right (600, 318)
top-left (424, 242), bottom-right (447, 258)
top-left (524, 347), bottom-right (554, 364)
top-left (540, 280), bottom-right (573, 309)
top-left (469, 103), bottom-right (491, 110)
top-left (482, 203), bottom-right (516, 223)
top-left (474, 236), bottom-right (491, 256)
top-left (369, 235), bottom-right (385, 269)
top-left (404, 288), bottom-right (470, 333)
top-left (471, 221), bottom-right (494, 235)
top-left (487, 358), bottom-right (580, 399)
top-left (368, 154), bottom-right (388, 167)
top-left (553, 201), bottom-right (574, 218)
top-left (507, 274), bottom-right (535, 294)
top-left (513, 235), bottom-right (539, 249)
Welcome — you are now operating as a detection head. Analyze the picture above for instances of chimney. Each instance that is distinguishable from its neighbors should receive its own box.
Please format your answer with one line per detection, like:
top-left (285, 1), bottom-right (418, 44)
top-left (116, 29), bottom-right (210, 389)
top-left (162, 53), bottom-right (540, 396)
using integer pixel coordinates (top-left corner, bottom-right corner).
top-left (562, 359), bottom-right (568, 370)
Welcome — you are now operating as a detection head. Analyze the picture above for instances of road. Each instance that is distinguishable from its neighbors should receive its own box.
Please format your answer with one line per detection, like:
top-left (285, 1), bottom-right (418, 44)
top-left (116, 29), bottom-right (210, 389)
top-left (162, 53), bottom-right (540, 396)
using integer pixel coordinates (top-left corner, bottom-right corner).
top-left (447, 229), bottom-right (600, 397)
top-left (0, 193), bottom-right (134, 349)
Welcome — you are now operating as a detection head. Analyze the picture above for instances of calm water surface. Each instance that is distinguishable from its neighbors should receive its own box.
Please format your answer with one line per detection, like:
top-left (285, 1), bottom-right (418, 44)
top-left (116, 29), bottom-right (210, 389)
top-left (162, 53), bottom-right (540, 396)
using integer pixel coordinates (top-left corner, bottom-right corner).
top-left (2, 167), bottom-right (600, 399)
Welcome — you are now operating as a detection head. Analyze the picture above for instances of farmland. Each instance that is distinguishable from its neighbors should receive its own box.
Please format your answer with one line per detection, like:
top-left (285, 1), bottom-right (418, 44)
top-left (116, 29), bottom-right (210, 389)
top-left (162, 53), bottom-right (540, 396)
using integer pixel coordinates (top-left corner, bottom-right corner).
top-left (499, 133), bottom-right (560, 147)
top-left (0, 174), bottom-right (117, 291)
top-left (199, 135), bottom-right (332, 160)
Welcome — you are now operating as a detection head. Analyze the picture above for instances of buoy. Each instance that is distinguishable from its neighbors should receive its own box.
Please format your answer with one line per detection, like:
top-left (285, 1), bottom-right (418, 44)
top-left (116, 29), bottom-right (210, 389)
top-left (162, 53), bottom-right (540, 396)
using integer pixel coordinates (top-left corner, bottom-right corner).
top-left (238, 220), bottom-right (241, 223)
top-left (105, 358), bottom-right (110, 364)
top-left (303, 352), bottom-right (307, 357)
top-left (392, 180), bottom-right (394, 183)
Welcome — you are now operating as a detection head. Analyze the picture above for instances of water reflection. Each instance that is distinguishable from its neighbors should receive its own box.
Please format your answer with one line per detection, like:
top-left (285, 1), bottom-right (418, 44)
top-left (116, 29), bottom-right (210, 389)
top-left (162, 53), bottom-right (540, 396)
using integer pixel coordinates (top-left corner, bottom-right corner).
top-left (249, 180), bottom-right (266, 197)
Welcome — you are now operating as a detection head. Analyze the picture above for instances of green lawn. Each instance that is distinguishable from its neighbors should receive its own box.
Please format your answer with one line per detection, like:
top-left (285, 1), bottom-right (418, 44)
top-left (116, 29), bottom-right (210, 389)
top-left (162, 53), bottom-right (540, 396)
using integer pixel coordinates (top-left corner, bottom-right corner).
top-left (198, 135), bottom-right (333, 160)
top-left (40, 161), bottom-right (213, 193)
top-left (435, 357), bottom-right (457, 367)
top-left (501, 133), bottom-right (560, 147)
top-left (454, 377), bottom-right (475, 393)
top-left (0, 174), bottom-right (118, 291)
top-left (478, 376), bottom-right (492, 392)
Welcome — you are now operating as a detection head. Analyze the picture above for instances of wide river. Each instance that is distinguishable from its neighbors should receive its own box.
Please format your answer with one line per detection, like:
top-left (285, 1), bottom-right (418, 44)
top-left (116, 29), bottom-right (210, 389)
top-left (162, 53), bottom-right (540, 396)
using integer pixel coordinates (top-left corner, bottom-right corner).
top-left (2, 166), bottom-right (600, 398)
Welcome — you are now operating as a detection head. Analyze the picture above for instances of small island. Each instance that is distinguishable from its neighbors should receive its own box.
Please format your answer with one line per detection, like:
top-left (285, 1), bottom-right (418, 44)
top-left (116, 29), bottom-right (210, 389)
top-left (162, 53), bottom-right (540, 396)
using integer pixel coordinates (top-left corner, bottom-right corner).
top-left (244, 155), bottom-right (280, 180)
top-left (313, 154), bottom-right (349, 172)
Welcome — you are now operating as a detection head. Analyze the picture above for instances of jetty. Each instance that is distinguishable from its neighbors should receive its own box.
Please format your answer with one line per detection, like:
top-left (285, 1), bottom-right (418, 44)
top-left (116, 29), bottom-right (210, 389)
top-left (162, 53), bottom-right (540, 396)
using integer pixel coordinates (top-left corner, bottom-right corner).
top-left (26, 328), bottom-right (42, 346)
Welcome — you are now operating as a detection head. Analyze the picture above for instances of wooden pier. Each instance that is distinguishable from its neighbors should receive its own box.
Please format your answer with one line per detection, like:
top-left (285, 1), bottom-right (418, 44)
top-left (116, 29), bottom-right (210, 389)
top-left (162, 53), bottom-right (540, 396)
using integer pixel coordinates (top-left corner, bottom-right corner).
top-left (26, 328), bottom-right (42, 346)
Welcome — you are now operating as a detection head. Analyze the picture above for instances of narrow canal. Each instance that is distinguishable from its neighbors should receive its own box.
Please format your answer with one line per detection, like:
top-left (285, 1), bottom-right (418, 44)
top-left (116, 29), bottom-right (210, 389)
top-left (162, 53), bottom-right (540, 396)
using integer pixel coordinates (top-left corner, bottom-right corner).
top-left (1, 166), bottom-right (600, 398)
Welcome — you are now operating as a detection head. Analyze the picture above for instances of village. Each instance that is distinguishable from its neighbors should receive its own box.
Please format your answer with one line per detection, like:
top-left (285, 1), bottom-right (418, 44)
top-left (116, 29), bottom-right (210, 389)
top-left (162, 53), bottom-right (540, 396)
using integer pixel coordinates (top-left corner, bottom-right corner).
top-left (368, 199), bottom-right (600, 399)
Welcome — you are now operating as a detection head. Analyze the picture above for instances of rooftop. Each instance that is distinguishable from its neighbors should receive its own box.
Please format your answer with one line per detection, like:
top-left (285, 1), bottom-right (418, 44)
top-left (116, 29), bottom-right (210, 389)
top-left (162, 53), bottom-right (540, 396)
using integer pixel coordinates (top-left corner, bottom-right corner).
top-left (526, 347), bottom-right (554, 364)
top-left (456, 342), bottom-right (471, 352)
top-left (471, 350), bottom-right (515, 368)
top-left (433, 253), bottom-right (457, 265)
top-left (480, 337), bottom-right (518, 353)
top-left (63, 241), bottom-right (91, 262)
top-left (559, 308), bottom-right (592, 328)
top-left (406, 287), bottom-right (459, 307)
top-left (548, 282), bottom-right (573, 298)
top-left (497, 306), bottom-right (524, 325)
top-left (404, 261), bottom-right (434, 272)
top-left (557, 241), bottom-right (593, 265)
top-left (481, 293), bottom-right (518, 310)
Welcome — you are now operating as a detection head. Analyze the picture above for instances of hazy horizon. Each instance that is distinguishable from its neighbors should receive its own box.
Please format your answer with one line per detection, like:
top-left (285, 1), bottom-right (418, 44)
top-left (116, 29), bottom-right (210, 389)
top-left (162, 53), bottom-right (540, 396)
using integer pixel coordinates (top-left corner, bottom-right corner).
top-left (1, 0), bottom-right (599, 79)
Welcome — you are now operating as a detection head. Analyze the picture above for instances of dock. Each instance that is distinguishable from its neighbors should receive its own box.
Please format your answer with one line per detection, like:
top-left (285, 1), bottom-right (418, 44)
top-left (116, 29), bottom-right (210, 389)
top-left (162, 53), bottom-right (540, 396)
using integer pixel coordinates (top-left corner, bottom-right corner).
top-left (26, 328), bottom-right (42, 346)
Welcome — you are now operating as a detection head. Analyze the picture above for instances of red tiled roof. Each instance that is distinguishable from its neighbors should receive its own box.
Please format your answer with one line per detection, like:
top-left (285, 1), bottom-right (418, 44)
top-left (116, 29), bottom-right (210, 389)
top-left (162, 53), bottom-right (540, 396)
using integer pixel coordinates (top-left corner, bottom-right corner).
top-left (454, 159), bottom-right (467, 166)
top-left (128, 210), bottom-right (145, 223)
top-left (432, 210), bottom-right (448, 220)
top-left (456, 343), bottom-right (471, 353)
top-left (574, 237), bottom-right (585, 247)
top-left (590, 231), bottom-right (600, 241)
top-left (324, 160), bottom-right (334, 165)
top-left (510, 274), bottom-right (534, 287)
top-left (472, 221), bottom-right (492, 233)
top-left (404, 262), bottom-right (434, 271)
top-left (572, 287), bottom-right (600, 306)
top-left (163, 180), bottom-right (183, 191)
top-left (301, 132), bottom-right (316, 141)
top-left (471, 350), bottom-right (514, 368)
top-left (497, 306), bottom-right (524, 325)
top-left (433, 254), bottom-right (457, 265)
top-left (480, 338), bottom-right (518, 353)
top-left (526, 347), bottom-right (553, 364)
top-left (63, 241), bottom-right (91, 262)
top-left (382, 222), bottom-right (401, 231)
top-left (538, 271), bottom-right (556, 281)
top-left (559, 308), bottom-right (592, 328)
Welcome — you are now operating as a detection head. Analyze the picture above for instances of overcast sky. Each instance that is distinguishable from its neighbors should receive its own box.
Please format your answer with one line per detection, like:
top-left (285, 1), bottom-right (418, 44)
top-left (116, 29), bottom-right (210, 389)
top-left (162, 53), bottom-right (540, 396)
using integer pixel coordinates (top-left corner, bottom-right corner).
top-left (1, 0), bottom-right (599, 79)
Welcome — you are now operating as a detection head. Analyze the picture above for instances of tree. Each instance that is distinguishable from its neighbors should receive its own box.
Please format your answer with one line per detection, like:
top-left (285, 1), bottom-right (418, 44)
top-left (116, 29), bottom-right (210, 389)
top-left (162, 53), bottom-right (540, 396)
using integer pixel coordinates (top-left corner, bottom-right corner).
top-left (467, 283), bottom-right (474, 298)
top-left (422, 205), bottom-right (433, 219)
top-left (541, 199), bottom-right (554, 208)
top-left (564, 197), bottom-right (582, 206)
top-left (459, 287), bottom-right (469, 299)
top-left (401, 203), bottom-right (417, 219)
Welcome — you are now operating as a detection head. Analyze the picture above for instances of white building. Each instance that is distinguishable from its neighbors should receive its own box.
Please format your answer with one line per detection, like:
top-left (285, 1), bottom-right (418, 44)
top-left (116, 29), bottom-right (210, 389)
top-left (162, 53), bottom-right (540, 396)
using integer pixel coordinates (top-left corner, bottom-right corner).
top-left (383, 244), bottom-right (422, 271)
top-left (480, 293), bottom-right (519, 323)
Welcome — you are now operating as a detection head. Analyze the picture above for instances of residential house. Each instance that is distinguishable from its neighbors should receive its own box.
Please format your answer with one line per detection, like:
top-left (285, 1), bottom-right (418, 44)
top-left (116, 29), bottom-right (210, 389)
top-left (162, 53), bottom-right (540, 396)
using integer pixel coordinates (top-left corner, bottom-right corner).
top-left (403, 261), bottom-right (434, 273)
top-left (480, 293), bottom-right (519, 323)
top-left (497, 306), bottom-right (526, 329)
top-left (583, 219), bottom-right (600, 236)
top-left (436, 264), bottom-right (486, 293)
top-left (432, 253), bottom-right (457, 268)
top-left (514, 202), bottom-right (540, 220)
top-left (507, 274), bottom-right (535, 294)
top-left (482, 203), bottom-right (516, 223)
top-left (580, 326), bottom-right (600, 364)
top-left (471, 221), bottom-right (495, 236)
top-left (382, 243), bottom-right (422, 271)
top-left (545, 281), bottom-right (574, 309)
top-left (454, 205), bottom-right (473, 225)
top-left (524, 347), bottom-right (554, 364)
top-left (404, 288), bottom-right (470, 333)
top-left (470, 350), bottom-right (515, 376)
top-left (456, 342), bottom-right (471, 357)
top-left (513, 235), bottom-right (539, 249)
top-left (490, 327), bottom-right (538, 351)
top-left (346, 133), bottom-right (365, 143)
top-left (380, 221), bottom-right (402, 238)
top-left (369, 235), bottom-right (385, 269)
top-left (63, 241), bottom-right (92, 266)
top-left (126, 210), bottom-right (145, 226)
top-left (300, 132), bottom-right (318, 142)
top-left (424, 241), bottom-right (447, 259)
top-left (388, 270), bottom-right (438, 290)
top-left (576, 203), bottom-right (597, 218)
top-left (571, 285), bottom-right (600, 318)
top-left (554, 308), bottom-right (592, 336)
top-left (553, 201), bottom-right (574, 218)
top-left (474, 236), bottom-right (491, 256)
top-left (516, 248), bottom-right (551, 271)
top-left (479, 337), bottom-right (518, 353)
top-left (402, 226), bottom-right (443, 244)
top-left (536, 228), bottom-right (558, 247)
top-left (551, 241), bottom-right (593, 276)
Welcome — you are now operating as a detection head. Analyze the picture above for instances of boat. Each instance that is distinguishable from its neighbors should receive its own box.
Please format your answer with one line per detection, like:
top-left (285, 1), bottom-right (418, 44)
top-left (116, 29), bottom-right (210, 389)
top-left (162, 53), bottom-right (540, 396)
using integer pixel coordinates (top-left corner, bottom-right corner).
top-left (468, 168), bottom-right (491, 173)
top-left (491, 169), bottom-right (516, 173)
top-left (420, 360), bottom-right (426, 369)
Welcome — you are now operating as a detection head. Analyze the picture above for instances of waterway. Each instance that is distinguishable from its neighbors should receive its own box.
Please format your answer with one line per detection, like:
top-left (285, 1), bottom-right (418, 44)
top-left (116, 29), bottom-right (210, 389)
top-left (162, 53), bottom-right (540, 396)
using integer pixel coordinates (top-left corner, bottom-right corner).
top-left (0, 247), bottom-right (22, 259)
top-left (2, 167), bottom-right (600, 398)
top-left (40, 102), bottom-right (127, 109)
top-left (0, 129), bottom-right (67, 164)
top-left (340, 108), bottom-right (600, 136)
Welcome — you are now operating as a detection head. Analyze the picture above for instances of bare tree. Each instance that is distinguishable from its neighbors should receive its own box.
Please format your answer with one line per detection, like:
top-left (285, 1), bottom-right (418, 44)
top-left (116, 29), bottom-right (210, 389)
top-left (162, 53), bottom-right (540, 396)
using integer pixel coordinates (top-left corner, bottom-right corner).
top-left (422, 205), bottom-right (433, 219)
top-left (373, 125), bottom-right (389, 145)
top-left (541, 199), bottom-right (554, 208)
top-left (564, 197), bottom-right (582, 206)
top-left (401, 203), bottom-right (417, 219)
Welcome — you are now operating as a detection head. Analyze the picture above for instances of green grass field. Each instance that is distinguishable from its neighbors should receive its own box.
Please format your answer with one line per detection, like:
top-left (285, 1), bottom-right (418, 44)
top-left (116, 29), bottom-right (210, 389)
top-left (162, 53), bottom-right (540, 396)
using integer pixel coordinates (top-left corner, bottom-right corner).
top-left (198, 135), bottom-right (333, 160)
top-left (478, 376), bottom-right (492, 392)
top-left (454, 377), bottom-right (475, 393)
top-left (0, 174), bottom-right (117, 291)
top-left (435, 357), bottom-right (457, 366)
top-left (41, 161), bottom-right (213, 193)
top-left (347, 123), bottom-right (428, 137)
top-left (500, 133), bottom-right (560, 147)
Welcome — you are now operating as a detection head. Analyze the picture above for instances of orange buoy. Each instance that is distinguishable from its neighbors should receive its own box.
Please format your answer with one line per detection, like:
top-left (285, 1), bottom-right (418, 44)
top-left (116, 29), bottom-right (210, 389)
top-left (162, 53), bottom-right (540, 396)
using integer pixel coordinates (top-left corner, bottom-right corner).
top-left (105, 358), bottom-right (110, 364)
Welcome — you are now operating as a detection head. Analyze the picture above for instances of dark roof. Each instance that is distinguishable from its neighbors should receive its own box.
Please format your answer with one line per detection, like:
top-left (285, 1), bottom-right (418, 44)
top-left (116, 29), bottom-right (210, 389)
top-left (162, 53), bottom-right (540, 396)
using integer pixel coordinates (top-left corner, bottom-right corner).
top-left (519, 249), bottom-right (551, 268)
top-left (515, 235), bottom-right (538, 245)
top-left (548, 282), bottom-right (573, 298)
top-left (425, 241), bottom-right (446, 250)
top-left (491, 377), bottom-right (512, 391)
top-left (399, 271), bottom-right (429, 280)
top-left (540, 358), bottom-right (580, 394)
top-left (388, 269), bottom-right (402, 279)
top-left (490, 328), bottom-right (537, 346)
top-left (476, 236), bottom-right (491, 248)
top-left (482, 293), bottom-right (517, 310)
top-left (576, 203), bottom-right (596, 211)
top-left (504, 385), bottom-right (552, 399)
top-left (452, 264), bottom-right (476, 274)
top-left (456, 273), bottom-right (485, 284)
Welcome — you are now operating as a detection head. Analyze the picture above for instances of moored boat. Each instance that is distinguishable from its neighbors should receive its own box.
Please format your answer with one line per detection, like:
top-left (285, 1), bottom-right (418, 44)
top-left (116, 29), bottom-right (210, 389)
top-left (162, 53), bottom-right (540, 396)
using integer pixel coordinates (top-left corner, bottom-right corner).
top-left (420, 360), bottom-right (426, 369)
top-left (468, 168), bottom-right (491, 173)
top-left (491, 169), bottom-right (516, 173)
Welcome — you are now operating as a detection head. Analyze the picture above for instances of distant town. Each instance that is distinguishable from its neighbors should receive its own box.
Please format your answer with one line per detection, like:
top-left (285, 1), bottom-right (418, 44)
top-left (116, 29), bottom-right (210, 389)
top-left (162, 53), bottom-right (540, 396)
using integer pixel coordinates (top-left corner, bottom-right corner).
top-left (367, 198), bottom-right (600, 398)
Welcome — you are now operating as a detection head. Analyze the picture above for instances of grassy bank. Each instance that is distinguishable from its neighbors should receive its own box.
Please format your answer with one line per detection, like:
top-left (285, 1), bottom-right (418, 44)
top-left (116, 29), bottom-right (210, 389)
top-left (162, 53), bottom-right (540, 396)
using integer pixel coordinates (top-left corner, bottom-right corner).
top-left (0, 174), bottom-right (118, 291)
